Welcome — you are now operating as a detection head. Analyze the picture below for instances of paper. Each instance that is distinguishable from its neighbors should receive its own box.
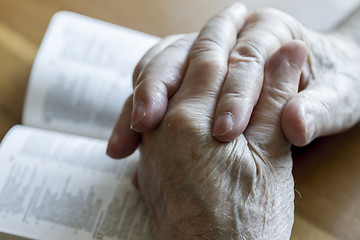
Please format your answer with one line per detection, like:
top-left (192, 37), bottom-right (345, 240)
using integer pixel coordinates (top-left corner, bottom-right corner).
top-left (22, 11), bottom-right (159, 140)
top-left (0, 126), bottom-right (151, 240)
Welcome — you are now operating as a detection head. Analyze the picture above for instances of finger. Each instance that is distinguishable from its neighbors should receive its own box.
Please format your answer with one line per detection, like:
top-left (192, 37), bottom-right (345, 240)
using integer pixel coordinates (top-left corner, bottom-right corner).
top-left (107, 95), bottom-right (141, 159)
top-left (108, 35), bottom-right (185, 157)
top-left (246, 41), bottom-right (307, 152)
top-left (132, 34), bottom-right (185, 86)
top-left (175, 3), bottom-right (247, 107)
top-left (282, 78), bottom-right (360, 146)
top-left (212, 9), bottom-right (302, 142)
top-left (131, 34), bottom-right (197, 131)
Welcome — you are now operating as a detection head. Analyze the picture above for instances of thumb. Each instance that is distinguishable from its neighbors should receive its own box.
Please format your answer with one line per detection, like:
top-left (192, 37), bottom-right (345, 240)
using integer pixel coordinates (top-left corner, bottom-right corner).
top-left (282, 77), bottom-right (360, 146)
top-left (246, 40), bottom-right (307, 151)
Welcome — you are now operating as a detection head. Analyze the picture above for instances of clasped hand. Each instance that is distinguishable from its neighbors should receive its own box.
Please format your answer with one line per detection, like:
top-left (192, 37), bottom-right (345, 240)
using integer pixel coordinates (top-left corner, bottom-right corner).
top-left (107, 3), bottom-right (360, 239)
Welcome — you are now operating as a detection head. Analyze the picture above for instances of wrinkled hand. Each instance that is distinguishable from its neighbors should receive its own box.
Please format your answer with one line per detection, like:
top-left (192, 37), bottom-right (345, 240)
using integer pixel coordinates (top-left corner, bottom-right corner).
top-left (107, 4), bottom-right (308, 238)
top-left (136, 40), bottom-right (307, 239)
top-left (107, 3), bottom-right (360, 159)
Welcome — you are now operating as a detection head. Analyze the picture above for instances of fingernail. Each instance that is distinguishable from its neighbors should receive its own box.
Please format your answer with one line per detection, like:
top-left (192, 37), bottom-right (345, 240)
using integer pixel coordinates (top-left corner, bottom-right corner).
top-left (212, 112), bottom-right (234, 137)
top-left (287, 43), bottom-right (307, 70)
top-left (131, 102), bottom-right (146, 128)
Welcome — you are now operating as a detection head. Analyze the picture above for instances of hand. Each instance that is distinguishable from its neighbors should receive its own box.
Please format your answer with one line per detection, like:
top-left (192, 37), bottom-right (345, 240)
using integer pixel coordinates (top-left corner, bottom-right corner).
top-left (107, 3), bottom-right (248, 158)
top-left (107, 3), bottom-right (360, 159)
top-left (137, 40), bottom-right (307, 239)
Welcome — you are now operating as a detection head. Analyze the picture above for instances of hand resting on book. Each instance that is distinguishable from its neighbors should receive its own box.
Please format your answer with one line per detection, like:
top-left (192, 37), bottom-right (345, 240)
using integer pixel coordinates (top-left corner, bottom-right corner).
top-left (136, 41), bottom-right (306, 239)
top-left (109, 5), bottom-right (307, 236)
top-left (106, 2), bottom-right (360, 239)
top-left (107, 3), bottom-right (360, 157)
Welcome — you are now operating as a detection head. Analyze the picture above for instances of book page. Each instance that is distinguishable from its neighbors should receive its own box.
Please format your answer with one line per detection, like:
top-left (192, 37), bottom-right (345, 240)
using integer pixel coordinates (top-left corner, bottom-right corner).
top-left (0, 125), bottom-right (152, 240)
top-left (22, 11), bottom-right (160, 140)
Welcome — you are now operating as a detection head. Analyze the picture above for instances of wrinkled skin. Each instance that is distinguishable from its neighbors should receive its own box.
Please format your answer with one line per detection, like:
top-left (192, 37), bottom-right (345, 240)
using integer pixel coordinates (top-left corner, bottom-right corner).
top-left (107, 4), bottom-right (360, 160)
top-left (137, 42), bottom-right (307, 239)
top-left (106, 3), bottom-right (360, 239)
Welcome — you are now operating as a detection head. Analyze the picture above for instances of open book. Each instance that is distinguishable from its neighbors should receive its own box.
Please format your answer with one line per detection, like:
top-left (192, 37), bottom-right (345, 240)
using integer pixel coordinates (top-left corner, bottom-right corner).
top-left (0, 11), bottom-right (160, 240)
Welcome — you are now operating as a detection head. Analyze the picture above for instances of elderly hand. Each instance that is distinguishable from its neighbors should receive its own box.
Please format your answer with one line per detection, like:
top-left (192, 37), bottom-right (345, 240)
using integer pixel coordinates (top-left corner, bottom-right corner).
top-left (107, 3), bottom-right (360, 160)
top-left (107, 4), bottom-right (308, 238)
top-left (136, 39), bottom-right (307, 239)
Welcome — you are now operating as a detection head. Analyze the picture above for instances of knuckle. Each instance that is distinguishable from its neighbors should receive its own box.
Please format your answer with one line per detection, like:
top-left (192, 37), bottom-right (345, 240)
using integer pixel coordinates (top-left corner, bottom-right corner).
top-left (163, 101), bottom-right (211, 139)
top-left (199, 57), bottom-right (227, 75)
top-left (166, 38), bottom-right (189, 51)
top-left (163, 106), bottom-right (185, 127)
top-left (163, 105), bottom-right (195, 136)
top-left (209, 14), bottom-right (232, 28)
top-left (190, 37), bottom-right (223, 57)
top-left (163, 34), bottom-right (197, 56)
top-left (134, 77), bottom-right (167, 101)
top-left (250, 8), bottom-right (281, 22)
top-left (132, 34), bottom-right (184, 87)
top-left (220, 89), bottom-right (256, 110)
top-left (135, 60), bottom-right (169, 89)
top-left (222, 90), bottom-right (248, 103)
top-left (230, 41), bottom-right (264, 65)
top-left (191, 22), bottom-right (228, 57)
top-left (248, 8), bottom-right (301, 39)
top-left (189, 43), bottom-right (228, 77)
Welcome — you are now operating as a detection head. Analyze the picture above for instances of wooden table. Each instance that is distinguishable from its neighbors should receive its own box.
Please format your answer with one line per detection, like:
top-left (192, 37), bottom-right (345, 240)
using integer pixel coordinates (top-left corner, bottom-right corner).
top-left (0, 0), bottom-right (359, 239)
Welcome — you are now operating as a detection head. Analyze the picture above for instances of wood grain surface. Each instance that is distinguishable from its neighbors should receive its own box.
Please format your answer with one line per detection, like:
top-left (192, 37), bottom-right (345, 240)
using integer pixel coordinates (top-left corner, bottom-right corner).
top-left (0, 0), bottom-right (359, 239)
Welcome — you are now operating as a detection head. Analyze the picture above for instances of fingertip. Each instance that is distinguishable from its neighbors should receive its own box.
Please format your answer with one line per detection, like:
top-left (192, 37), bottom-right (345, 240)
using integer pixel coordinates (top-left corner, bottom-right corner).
top-left (282, 98), bottom-right (315, 147)
top-left (130, 99), bottom-right (168, 133)
top-left (212, 112), bottom-right (248, 142)
top-left (106, 129), bottom-right (141, 159)
top-left (247, 41), bottom-right (308, 147)
top-left (267, 40), bottom-right (307, 77)
top-left (132, 34), bottom-right (196, 132)
top-left (107, 95), bottom-right (141, 159)
top-left (107, 131), bottom-right (119, 156)
top-left (131, 81), bottom-right (168, 132)
top-left (275, 42), bottom-right (309, 146)
top-left (285, 40), bottom-right (308, 70)
top-left (212, 112), bottom-right (235, 142)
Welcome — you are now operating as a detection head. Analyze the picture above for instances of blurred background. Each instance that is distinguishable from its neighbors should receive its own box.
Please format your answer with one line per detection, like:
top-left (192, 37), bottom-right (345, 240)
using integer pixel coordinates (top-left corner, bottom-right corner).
top-left (1, 0), bottom-right (360, 239)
